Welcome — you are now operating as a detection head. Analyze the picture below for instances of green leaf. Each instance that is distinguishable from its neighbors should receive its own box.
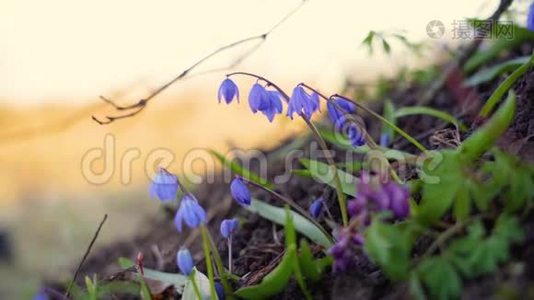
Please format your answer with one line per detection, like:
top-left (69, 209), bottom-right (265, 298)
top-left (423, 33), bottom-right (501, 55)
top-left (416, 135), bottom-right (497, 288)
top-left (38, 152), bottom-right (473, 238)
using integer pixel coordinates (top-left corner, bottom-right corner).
top-left (298, 239), bottom-right (321, 282)
top-left (463, 91), bottom-right (516, 160)
top-left (182, 268), bottom-right (211, 300)
top-left (96, 281), bottom-right (140, 298)
top-left (208, 149), bottom-right (273, 189)
top-left (299, 158), bottom-right (358, 197)
top-left (285, 208), bottom-right (312, 300)
top-left (418, 151), bottom-right (469, 224)
top-left (448, 215), bottom-right (524, 278)
top-left (364, 220), bottom-right (413, 280)
top-left (417, 257), bottom-right (461, 300)
top-left (245, 199), bottom-right (332, 248)
top-left (465, 25), bottom-right (534, 73)
top-left (464, 56), bottom-right (530, 86)
top-left (478, 54), bottom-right (531, 118)
top-left (382, 39), bottom-right (391, 54)
top-left (118, 257), bottom-right (188, 292)
top-left (394, 106), bottom-right (467, 132)
top-left (381, 100), bottom-right (396, 141)
top-left (234, 245), bottom-right (296, 299)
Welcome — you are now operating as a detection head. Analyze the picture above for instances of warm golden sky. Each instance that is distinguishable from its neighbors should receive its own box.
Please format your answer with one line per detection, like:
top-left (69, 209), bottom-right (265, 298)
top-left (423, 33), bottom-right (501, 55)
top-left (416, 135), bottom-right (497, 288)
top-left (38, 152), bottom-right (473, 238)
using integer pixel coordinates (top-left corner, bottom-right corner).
top-left (2, 0), bottom-right (506, 105)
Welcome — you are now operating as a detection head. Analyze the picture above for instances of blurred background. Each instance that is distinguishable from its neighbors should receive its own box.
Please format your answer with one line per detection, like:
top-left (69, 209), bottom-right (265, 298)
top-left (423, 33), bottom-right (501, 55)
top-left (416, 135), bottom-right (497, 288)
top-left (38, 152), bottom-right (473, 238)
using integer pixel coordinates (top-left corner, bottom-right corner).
top-left (1, 0), bottom-right (531, 297)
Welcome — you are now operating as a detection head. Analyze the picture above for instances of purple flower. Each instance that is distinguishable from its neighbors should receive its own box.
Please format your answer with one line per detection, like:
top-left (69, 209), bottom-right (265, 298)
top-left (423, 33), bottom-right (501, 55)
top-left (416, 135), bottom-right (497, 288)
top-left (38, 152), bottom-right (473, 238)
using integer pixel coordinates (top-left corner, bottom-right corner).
top-left (230, 177), bottom-right (251, 206)
top-left (149, 168), bottom-right (180, 202)
top-left (327, 98), bottom-right (357, 126)
top-left (220, 218), bottom-right (239, 238)
top-left (248, 83), bottom-right (268, 113)
top-left (174, 194), bottom-right (207, 232)
top-left (309, 197), bottom-right (324, 218)
top-left (287, 85), bottom-right (319, 119)
top-left (347, 196), bottom-right (366, 217)
top-left (218, 78), bottom-right (239, 104)
top-left (259, 90), bottom-right (283, 122)
top-left (528, 3), bottom-right (534, 31)
top-left (177, 247), bottom-right (194, 276)
top-left (383, 182), bottom-right (410, 219)
top-left (329, 227), bottom-right (364, 272)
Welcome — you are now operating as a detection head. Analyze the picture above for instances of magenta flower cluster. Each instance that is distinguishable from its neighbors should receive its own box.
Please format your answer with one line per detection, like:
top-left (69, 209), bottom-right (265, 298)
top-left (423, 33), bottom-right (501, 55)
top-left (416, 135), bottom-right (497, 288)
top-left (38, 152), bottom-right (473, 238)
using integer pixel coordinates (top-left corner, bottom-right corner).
top-left (330, 174), bottom-right (410, 272)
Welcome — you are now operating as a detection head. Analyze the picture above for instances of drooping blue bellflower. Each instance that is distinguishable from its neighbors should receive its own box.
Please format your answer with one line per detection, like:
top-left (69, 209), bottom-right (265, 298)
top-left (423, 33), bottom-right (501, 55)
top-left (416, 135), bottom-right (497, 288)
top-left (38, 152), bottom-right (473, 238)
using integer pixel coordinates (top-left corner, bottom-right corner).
top-left (287, 85), bottom-right (318, 119)
top-left (327, 98), bottom-right (357, 127)
top-left (309, 197), bottom-right (325, 218)
top-left (259, 90), bottom-right (283, 122)
top-left (230, 177), bottom-right (251, 206)
top-left (220, 218), bottom-right (239, 239)
top-left (176, 247), bottom-right (194, 276)
top-left (149, 168), bottom-right (180, 202)
top-left (528, 3), bottom-right (534, 31)
top-left (174, 194), bottom-right (207, 232)
top-left (248, 83), bottom-right (268, 113)
top-left (218, 78), bottom-right (239, 104)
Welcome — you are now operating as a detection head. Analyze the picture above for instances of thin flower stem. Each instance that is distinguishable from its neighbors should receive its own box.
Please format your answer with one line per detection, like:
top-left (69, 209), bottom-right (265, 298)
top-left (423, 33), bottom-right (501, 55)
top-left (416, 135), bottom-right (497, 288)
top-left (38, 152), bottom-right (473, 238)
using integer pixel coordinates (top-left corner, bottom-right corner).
top-left (242, 177), bottom-right (334, 242)
top-left (227, 71), bottom-right (349, 226)
top-left (200, 224), bottom-right (218, 300)
top-left (189, 271), bottom-right (203, 300)
top-left (206, 228), bottom-right (234, 298)
top-left (331, 94), bottom-right (429, 154)
top-left (299, 84), bottom-right (403, 183)
top-left (228, 238), bottom-right (233, 274)
top-left (303, 118), bottom-right (349, 226)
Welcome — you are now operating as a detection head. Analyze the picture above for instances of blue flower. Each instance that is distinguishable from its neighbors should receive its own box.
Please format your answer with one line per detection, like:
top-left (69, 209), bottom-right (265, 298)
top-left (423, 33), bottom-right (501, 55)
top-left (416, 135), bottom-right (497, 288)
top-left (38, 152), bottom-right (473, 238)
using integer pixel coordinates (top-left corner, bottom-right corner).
top-left (220, 218), bottom-right (239, 238)
top-left (218, 78), bottom-right (239, 104)
top-left (176, 247), bottom-right (194, 276)
top-left (174, 194), bottom-right (207, 232)
top-left (230, 177), bottom-right (251, 206)
top-left (327, 98), bottom-right (357, 127)
top-left (287, 85), bottom-right (318, 119)
top-left (32, 290), bottom-right (49, 300)
top-left (309, 198), bottom-right (324, 218)
top-left (259, 90), bottom-right (283, 122)
top-left (248, 83), bottom-right (268, 113)
top-left (528, 3), bottom-right (534, 31)
top-left (215, 282), bottom-right (225, 300)
top-left (149, 168), bottom-right (180, 202)
top-left (347, 124), bottom-right (365, 147)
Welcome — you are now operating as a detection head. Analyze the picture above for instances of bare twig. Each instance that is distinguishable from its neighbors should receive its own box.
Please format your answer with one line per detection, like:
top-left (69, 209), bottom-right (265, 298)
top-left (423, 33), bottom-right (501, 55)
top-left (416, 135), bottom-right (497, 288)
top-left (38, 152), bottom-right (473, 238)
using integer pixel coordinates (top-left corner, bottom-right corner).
top-left (65, 214), bottom-right (108, 297)
top-left (92, 1), bottom-right (307, 124)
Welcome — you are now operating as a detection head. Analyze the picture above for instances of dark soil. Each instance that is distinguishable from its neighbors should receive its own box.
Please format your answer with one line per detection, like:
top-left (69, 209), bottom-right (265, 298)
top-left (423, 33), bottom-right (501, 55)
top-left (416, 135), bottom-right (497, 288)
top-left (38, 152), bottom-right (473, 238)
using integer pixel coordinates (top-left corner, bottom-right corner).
top-left (50, 44), bottom-right (534, 299)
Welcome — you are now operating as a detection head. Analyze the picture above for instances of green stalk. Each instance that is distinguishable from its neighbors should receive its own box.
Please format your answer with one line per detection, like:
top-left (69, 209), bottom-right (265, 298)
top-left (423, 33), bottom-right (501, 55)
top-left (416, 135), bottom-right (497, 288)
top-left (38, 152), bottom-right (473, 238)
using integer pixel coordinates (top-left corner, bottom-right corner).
top-left (333, 94), bottom-right (429, 154)
top-left (479, 51), bottom-right (533, 118)
top-left (189, 271), bottom-right (203, 300)
top-left (206, 229), bottom-right (234, 298)
top-left (200, 224), bottom-right (218, 300)
top-left (304, 118), bottom-right (349, 225)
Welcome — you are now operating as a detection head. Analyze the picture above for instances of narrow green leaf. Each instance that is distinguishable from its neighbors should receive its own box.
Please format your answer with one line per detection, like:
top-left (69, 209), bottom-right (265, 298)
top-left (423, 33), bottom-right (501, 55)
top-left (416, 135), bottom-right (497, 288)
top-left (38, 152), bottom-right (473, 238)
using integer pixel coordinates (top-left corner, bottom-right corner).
top-left (245, 199), bottom-right (332, 248)
top-left (298, 239), bottom-right (321, 282)
top-left (234, 246), bottom-right (296, 299)
top-left (299, 158), bottom-right (357, 197)
top-left (478, 53), bottom-right (532, 118)
top-left (395, 106), bottom-right (467, 131)
top-left (462, 92), bottom-right (516, 161)
top-left (118, 257), bottom-right (188, 290)
top-left (208, 149), bottom-right (273, 189)
top-left (464, 56), bottom-right (530, 86)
